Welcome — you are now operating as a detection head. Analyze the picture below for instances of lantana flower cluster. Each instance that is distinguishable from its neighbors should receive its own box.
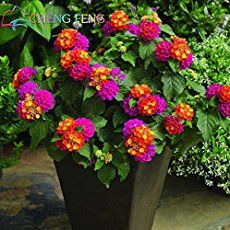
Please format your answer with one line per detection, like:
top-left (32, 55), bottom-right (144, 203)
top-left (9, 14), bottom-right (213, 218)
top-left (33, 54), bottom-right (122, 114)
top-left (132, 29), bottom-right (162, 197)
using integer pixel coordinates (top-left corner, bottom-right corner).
top-left (163, 103), bottom-right (194, 135)
top-left (123, 119), bottom-right (155, 163)
top-left (55, 117), bottom-right (95, 152)
top-left (103, 10), bottom-right (193, 70)
top-left (123, 84), bottom-right (167, 116)
top-left (206, 84), bottom-right (230, 117)
top-left (14, 67), bottom-right (54, 121)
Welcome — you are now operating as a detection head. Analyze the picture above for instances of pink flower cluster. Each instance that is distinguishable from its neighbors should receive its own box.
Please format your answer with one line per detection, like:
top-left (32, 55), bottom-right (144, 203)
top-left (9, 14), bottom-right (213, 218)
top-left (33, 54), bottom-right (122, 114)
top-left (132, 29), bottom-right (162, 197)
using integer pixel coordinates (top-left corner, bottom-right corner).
top-left (206, 84), bottom-right (230, 117)
top-left (15, 70), bottom-right (54, 121)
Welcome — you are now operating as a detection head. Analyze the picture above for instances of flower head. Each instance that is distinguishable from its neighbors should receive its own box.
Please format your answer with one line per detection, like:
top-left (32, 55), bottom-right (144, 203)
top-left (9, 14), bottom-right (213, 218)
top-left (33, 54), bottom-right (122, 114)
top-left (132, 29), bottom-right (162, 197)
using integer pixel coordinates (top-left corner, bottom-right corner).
top-left (139, 20), bottom-right (160, 42)
top-left (13, 67), bottom-right (37, 89)
top-left (110, 67), bottom-right (126, 81)
top-left (171, 36), bottom-right (191, 61)
top-left (218, 85), bottom-right (230, 103)
top-left (17, 94), bottom-right (43, 121)
top-left (205, 84), bottom-right (222, 100)
top-left (33, 89), bottom-right (54, 112)
top-left (179, 52), bottom-right (194, 70)
top-left (123, 95), bottom-right (139, 117)
top-left (130, 84), bottom-right (152, 99)
top-left (137, 95), bottom-right (158, 116)
top-left (73, 32), bottom-right (89, 51)
top-left (131, 125), bottom-right (154, 145)
top-left (174, 103), bottom-right (194, 121)
top-left (97, 80), bottom-right (119, 101)
top-left (18, 81), bottom-right (37, 100)
top-left (68, 63), bottom-right (91, 81)
top-left (110, 10), bottom-right (129, 31)
top-left (163, 115), bottom-right (184, 135)
top-left (218, 103), bottom-right (230, 117)
top-left (128, 23), bottom-right (140, 36)
top-left (54, 29), bottom-right (78, 51)
top-left (134, 144), bottom-right (155, 162)
top-left (152, 94), bottom-right (167, 114)
top-left (56, 118), bottom-right (77, 135)
top-left (75, 117), bottom-right (95, 141)
top-left (102, 21), bottom-right (114, 36)
top-left (155, 40), bottom-right (172, 61)
top-left (123, 119), bottom-right (144, 138)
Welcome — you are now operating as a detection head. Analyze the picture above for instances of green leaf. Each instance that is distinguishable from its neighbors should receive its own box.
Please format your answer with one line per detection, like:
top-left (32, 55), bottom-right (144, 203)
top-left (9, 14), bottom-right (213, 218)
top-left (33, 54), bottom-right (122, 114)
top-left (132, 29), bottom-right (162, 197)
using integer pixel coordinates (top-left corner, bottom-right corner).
top-left (196, 110), bottom-right (218, 140)
top-left (46, 142), bottom-right (66, 161)
top-left (160, 24), bottom-right (175, 36)
top-left (129, 98), bottom-right (137, 107)
top-left (168, 59), bottom-right (178, 72)
top-left (117, 162), bottom-right (130, 181)
top-left (82, 97), bottom-right (106, 116)
top-left (187, 79), bottom-right (205, 95)
top-left (29, 120), bottom-right (49, 151)
top-left (97, 165), bottom-right (116, 188)
top-left (45, 5), bottom-right (66, 29)
top-left (139, 41), bottom-right (156, 60)
top-left (0, 3), bottom-right (14, 15)
top-left (161, 74), bottom-right (185, 100)
top-left (83, 87), bottom-right (95, 101)
top-left (121, 51), bottom-right (136, 66)
top-left (72, 154), bottom-right (89, 169)
top-left (78, 143), bottom-right (91, 160)
top-left (91, 116), bottom-right (107, 132)
top-left (22, 0), bottom-right (51, 40)
top-left (94, 159), bottom-right (104, 171)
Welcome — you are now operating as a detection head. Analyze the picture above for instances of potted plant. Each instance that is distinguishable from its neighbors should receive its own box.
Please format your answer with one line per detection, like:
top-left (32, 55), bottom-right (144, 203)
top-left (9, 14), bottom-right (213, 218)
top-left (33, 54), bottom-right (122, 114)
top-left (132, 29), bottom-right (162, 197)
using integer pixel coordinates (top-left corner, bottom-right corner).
top-left (12, 7), bottom-right (228, 230)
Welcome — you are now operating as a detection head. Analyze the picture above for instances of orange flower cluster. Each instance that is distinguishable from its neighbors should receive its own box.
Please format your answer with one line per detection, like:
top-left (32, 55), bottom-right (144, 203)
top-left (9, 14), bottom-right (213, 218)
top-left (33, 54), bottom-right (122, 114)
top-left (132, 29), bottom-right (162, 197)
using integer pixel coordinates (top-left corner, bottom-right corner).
top-left (55, 29), bottom-right (78, 51)
top-left (141, 12), bottom-right (162, 24)
top-left (55, 118), bottom-right (85, 152)
top-left (218, 85), bottom-right (230, 103)
top-left (174, 103), bottom-right (194, 121)
top-left (110, 10), bottom-right (129, 31)
top-left (171, 36), bottom-right (191, 61)
top-left (137, 96), bottom-right (158, 116)
top-left (130, 84), bottom-right (152, 99)
top-left (61, 49), bottom-right (91, 70)
top-left (18, 94), bottom-right (43, 120)
top-left (89, 66), bottom-right (111, 91)
top-left (125, 125), bottom-right (154, 157)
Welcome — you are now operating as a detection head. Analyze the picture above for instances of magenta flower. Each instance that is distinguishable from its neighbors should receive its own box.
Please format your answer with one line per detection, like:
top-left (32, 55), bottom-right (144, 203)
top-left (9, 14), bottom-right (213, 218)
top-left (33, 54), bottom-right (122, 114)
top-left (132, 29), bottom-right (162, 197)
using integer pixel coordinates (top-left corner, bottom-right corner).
top-left (17, 67), bottom-right (37, 85)
top-left (139, 20), bottom-right (160, 42)
top-left (152, 94), bottom-right (167, 114)
top-left (128, 23), bottom-right (140, 36)
top-left (205, 84), bottom-right (222, 100)
top-left (73, 33), bottom-right (89, 51)
top-left (123, 95), bottom-right (139, 117)
top-left (218, 103), bottom-right (230, 117)
top-left (179, 53), bottom-right (194, 70)
top-left (102, 21), bottom-right (114, 36)
top-left (68, 63), bottom-right (91, 81)
top-left (155, 40), bottom-right (172, 61)
top-left (18, 81), bottom-right (37, 100)
top-left (97, 80), bottom-right (119, 101)
top-left (76, 117), bottom-right (95, 141)
top-left (111, 67), bottom-right (126, 81)
top-left (123, 119), bottom-right (144, 138)
top-left (34, 89), bottom-right (54, 112)
top-left (16, 101), bottom-right (24, 119)
top-left (134, 144), bottom-right (155, 162)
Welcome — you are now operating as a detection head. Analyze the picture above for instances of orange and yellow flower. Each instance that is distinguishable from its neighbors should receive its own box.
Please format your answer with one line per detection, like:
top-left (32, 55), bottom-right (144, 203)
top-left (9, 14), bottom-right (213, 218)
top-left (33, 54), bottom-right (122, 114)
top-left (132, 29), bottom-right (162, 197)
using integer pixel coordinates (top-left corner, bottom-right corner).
top-left (132, 125), bottom-right (154, 145)
top-left (137, 95), bottom-right (158, 116)
top-left (56, 118), bottom-right (77, 134)
top-left (171, 36), bottom-right (191, 61)
top-left (218, 85), bottom-right (230, 103)
top-left (174, 103), bottom-right (194, 121)
top-left (110, 10), bottom-right (129, 31)
top-left (130, 84), bottom-right (152, 99)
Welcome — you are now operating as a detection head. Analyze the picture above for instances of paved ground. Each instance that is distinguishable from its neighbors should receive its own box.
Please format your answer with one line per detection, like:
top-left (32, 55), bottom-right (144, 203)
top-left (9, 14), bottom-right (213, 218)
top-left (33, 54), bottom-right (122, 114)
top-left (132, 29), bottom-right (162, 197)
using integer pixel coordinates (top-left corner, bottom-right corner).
top-left (0, 147), bottom-right (229, 230)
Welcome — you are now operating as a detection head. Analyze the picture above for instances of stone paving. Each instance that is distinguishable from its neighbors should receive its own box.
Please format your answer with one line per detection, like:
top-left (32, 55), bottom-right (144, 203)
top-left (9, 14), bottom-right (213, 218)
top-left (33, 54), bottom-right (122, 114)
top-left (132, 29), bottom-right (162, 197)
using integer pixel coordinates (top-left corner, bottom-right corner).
top-left (0, 147), bottom-right (229, 230)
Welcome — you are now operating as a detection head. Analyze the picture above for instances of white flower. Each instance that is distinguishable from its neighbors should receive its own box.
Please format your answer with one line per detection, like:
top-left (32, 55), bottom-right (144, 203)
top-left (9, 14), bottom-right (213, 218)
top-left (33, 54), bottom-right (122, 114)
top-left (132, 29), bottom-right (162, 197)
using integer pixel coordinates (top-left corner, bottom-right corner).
top-left (83, 0), bottom-right (92, 4)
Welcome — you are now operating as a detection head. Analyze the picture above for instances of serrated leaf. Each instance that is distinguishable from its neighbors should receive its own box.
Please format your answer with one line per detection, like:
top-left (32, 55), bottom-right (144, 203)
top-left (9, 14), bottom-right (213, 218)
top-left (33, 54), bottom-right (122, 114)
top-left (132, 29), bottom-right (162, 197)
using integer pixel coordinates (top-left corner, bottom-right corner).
top-left (46, 142), bottom-right (66, 162)
top-left (161, 75), bottom-right (185, 100)
top-left (78, 143), bottom-right (91, 160)
top-left (90, 116), bottom-right (107, 132)
top-left (139, 41), bottom-right (156, 60)
top-left (121, 51), bottom-right (136, 66)
top-left (160, 24), bottom-right (175, 36)
top-left (113, 108), bottom-right (128, 128)
top-left (196, 110), bottom-right (218, 140)
top-left (187, 79), bottom-right (205, 95)
top-left (168, 59), bottom-right (178, 72)
top-left (82, 97), bottom-right (106, 116)
top-left (94, 160), bottom-right (104, 171)
top-left (72, 154), bottom-right (89, 169)
top-left (117, 162), bottom-right (130, 181)
top-left (97, 165), bottom-right (116, 188)
top-left (29, 120), bottom-right (49, 151)
top-left (83, 87), bottom-right (95, 101)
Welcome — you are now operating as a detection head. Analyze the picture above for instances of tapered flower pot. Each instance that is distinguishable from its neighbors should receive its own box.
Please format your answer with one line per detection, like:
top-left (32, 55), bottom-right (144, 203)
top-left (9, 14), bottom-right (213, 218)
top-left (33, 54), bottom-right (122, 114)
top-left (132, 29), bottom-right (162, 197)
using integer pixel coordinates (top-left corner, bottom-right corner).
top-left (0, 146), bottom-right (3, 179)
top-left (54, 147), bottom-right (171, 230)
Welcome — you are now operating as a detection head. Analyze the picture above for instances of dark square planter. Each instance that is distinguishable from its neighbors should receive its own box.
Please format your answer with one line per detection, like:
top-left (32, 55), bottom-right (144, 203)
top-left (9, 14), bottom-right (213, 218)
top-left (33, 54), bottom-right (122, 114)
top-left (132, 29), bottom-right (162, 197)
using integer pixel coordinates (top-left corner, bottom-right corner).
top-left (54, 147), bottom-right (171, 230)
